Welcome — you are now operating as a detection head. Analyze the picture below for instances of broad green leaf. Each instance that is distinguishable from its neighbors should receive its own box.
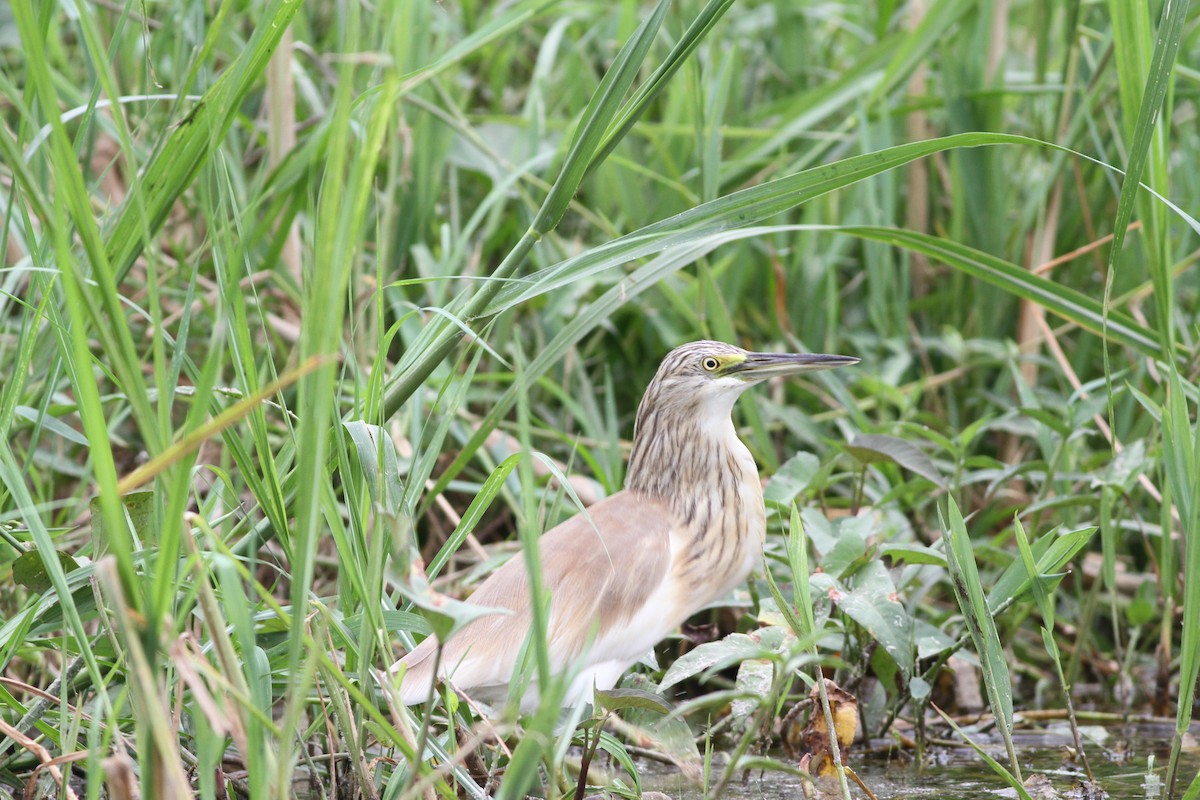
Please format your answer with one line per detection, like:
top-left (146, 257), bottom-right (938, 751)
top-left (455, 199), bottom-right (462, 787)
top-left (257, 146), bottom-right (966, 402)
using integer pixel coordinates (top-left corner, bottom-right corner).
top-left (881, 542), bottom-right (947, 568)
top-left (618, 693), bottom-right (702, 781)
top-left (594, 687), bottom-right (673, 715)
top-left (13, 549), bottom-right (80, 594)
top-left (763, 452), bottom-right (821, 507)
top-left (1097, 439), bottom-right (1150, 490)
top-left (731, 658), bottom-right (773, 727)
top-left (90, 490), bottom-right (156, 555)
top-left (913, 619), bottom-right (957, 660)
top-left (818, 518), bottom-right (870, 578)
top-left (838, 560), bottom-right (913, 679)
top-left (659, 632), bottom-right (768, 691)
top-left (847, 433), bottom-right (945, 487)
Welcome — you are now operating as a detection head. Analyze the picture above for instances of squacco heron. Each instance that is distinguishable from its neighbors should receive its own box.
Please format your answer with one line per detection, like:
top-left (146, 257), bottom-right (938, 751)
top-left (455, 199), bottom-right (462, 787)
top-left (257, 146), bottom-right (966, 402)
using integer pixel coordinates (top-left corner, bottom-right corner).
top-left (394, 340), bottom-right (857, 710)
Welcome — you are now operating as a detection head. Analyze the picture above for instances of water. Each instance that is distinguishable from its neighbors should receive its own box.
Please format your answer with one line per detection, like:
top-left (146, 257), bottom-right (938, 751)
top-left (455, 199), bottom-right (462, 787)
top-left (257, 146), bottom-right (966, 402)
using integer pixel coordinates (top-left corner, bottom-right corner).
top-left (638, 721), bottom-right (1199, 799)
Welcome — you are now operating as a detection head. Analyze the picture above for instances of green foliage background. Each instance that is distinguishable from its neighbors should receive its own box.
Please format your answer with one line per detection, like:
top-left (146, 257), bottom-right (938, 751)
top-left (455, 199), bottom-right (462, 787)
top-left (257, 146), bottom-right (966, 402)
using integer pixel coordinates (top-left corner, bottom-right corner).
top-left (0, 0), bottom-right (1197, 797)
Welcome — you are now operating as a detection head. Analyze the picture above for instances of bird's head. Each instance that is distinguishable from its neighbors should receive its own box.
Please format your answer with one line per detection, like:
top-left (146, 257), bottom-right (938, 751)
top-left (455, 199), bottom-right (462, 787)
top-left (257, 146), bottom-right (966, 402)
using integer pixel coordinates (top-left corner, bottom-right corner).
top-left (648, 340), bottom-right (859, 402)
top-left (627, 340), bottom-right (859, 494)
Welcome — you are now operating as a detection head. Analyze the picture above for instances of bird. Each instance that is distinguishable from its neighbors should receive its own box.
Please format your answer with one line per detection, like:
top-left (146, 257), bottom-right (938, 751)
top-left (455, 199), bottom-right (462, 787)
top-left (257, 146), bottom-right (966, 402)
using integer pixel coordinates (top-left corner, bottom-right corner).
top-left (393, 340), bottom-right (858, 711)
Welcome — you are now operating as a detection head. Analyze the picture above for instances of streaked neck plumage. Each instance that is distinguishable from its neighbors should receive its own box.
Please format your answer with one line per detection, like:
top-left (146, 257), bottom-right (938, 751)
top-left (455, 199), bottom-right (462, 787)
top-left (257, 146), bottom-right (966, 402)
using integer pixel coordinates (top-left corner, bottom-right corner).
top-left (626, 383), bottom-right (749, 505)
top-left (624, 375), bottom-right (765, 600)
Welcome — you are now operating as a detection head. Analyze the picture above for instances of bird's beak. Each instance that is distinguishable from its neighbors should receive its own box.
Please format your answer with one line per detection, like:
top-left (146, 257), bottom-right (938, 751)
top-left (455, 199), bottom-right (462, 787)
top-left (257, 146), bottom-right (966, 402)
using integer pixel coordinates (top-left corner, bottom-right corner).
top-left (728, 351), bottom-right (860, 381)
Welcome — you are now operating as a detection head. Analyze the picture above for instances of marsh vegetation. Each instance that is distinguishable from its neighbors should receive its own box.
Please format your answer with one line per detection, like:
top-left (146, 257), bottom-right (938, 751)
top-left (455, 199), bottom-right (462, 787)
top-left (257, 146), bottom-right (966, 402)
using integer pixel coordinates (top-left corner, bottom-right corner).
top-left (1, 1), bottom-right (1198, 798)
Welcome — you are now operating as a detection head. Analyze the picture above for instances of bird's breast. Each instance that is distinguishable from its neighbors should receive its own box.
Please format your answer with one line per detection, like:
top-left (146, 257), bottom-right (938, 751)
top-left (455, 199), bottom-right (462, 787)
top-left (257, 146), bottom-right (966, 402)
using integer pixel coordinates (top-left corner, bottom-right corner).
top-left (667, 435), bottom-right (765, 608)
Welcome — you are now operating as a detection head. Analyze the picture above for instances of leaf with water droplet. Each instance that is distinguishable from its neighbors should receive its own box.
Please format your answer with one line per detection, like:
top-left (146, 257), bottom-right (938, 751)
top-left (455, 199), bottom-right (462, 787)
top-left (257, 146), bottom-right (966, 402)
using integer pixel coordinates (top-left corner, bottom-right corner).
top-left (835, 560), bottom-right (913, 679)
top-left (594, 687), bottom-right (673, 714)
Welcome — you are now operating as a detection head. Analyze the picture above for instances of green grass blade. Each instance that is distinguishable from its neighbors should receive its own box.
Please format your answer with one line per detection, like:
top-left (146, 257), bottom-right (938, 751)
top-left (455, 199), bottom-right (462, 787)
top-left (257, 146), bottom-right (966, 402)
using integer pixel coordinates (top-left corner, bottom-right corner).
top-left (933, 705), bottom-right (1034, 800)
top-left (840, 226), bottom-right (1173, 361)
top-left (1163, 368), bottom-right (1200, 797)
top-left (105, 0), bottom-right (303, 283)
top-left (589, 0), bottom-right (737, 175)
top-left (425, 454), bottom-right (522, 581)
top-left (1103, 0), bottom-right (1188, 354)
top-left (0, 442), bottom-right (109, 697)
top-left (943, 496), bottom-right (1020, 783)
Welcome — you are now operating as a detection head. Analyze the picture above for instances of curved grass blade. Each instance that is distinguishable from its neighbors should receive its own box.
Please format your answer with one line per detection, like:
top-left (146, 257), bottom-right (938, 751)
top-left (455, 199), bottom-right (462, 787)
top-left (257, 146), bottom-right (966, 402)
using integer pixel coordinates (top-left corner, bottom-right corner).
top-left (840, 227), bottom-right (1174, 361)
top-left (381, 0), bottom-right (673, 419)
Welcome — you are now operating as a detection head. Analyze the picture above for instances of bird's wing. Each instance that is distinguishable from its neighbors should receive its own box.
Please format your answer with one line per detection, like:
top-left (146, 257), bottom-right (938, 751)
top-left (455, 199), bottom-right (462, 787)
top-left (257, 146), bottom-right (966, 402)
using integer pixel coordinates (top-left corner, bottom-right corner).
top-left (394, 490), bottom-right (676, 704)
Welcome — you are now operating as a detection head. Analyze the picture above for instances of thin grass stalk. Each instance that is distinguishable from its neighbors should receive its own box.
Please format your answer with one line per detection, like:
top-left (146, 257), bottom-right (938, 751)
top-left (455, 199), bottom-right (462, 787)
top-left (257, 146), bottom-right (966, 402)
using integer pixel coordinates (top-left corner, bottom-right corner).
top-left (1105, 0), bottom-right (1181, 352)
top-left (197, 530), bottom-right (467, 780)
top-left (1100, 0), bottom-right (1191, 449)
top-left (209, 217), bottom-right (294, 545)
top-left (587, 0), bottom-right (736, 177)
top-left (11, 1), bottom-right (150, 607)
top-left (1098, 487), bottom-right (1128, 712)
top-left (1162, 369), bottom-right (1200, 799)
top-left (932, 706), bottom-right (1034, 800)
top-left (783, 505), bottom-right (852, 799)
top-left (402, 644), bottom-right (444, 799)
top-left (13, 1), bottom-right (162, 460)
top-left (94, 559), bottom-right (192, 796)
top-left (267, 26), bottom-right (302, 286)
top-left (0, 282), bottom-right (53, 455)
top-left (813, 676), bottom-right (854, 800)
top-left (494, 705), bottom-right (564, 800)
top-left (509, 342), bottom-right (553, 710)
top-left (189, 521), bottom-right (280, 796)
top-left (711, 676), bottom-right (804, 799)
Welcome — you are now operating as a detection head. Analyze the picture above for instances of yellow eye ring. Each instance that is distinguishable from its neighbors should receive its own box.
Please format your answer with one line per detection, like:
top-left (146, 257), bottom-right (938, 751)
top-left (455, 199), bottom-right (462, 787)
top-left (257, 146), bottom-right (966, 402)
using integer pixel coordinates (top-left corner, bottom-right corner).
top-left (702, 357), bottom-right (719, 371)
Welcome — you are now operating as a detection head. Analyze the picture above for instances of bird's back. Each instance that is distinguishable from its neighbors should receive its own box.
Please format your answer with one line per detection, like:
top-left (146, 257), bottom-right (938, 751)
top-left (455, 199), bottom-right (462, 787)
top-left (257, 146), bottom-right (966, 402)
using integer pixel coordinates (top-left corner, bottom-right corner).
top-left (394, 490), bottom-right (678, 708)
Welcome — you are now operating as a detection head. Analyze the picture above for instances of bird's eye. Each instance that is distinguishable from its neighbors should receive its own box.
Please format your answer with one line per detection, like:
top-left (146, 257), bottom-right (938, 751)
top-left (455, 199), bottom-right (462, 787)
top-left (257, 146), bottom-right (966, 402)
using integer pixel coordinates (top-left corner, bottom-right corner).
top-left (702, 357), bottom-right (720, 371)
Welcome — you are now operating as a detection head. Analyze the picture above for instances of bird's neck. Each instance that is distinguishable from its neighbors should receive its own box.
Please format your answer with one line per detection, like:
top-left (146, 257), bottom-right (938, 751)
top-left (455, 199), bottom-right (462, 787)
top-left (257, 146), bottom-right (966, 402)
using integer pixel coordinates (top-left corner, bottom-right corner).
top-left (626, 391), bottom-right (766, 605)
top-left (625, 394), bottom-right (760, 519)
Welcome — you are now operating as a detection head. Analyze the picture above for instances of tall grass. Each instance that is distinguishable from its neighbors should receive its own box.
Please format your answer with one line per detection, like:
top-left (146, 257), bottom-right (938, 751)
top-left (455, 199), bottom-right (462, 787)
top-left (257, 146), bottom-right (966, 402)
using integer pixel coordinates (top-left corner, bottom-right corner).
top-left (1, 0), bottom-right (1197, 797)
